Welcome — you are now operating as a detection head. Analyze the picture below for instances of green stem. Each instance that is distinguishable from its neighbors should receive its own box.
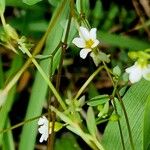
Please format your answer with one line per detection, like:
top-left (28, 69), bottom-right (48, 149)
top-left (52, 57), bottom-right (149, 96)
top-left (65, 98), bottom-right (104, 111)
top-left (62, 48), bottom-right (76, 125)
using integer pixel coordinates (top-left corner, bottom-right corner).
top-left (111, 81), bottom-right (126, 150)
top-left (22, 45), bottom-right (67, 110)
top-left (49, 14), bottom-right (72, 150)
top-left (103, 62), bottom-right (135, 150)
top-left (0, 113), bottom-right (47, 134)
top-left (51, 106), bottom-right (104, 150)
top-left (0, 13), bottom-right (6, 26)
top-left (74, 66), bottom-right (104, 100)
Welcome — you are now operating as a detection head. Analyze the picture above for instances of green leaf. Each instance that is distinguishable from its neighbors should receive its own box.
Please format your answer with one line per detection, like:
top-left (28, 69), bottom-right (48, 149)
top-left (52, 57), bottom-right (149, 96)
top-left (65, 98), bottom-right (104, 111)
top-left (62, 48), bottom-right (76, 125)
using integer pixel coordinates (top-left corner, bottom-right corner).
top-left (113, 65), bottom-right (121, 76)
top-left (0, 55), bottom-right (23, 146)
top-left (87, 95), bottom-right (109, 106)
top-left (102, 80), bottom-right (150, 149)
top-left (99, 31), bottom-right (150, 50)
top-left (86, 107), bottom-right (97, 137)
top-left (76, 0), bottom-right (90, 16)
top-left (22, 0), bottom-right (42, 5)
top-left (0, 0), bottom-right (5, 15)
top-left (55, 132), bottom-right (81, 150)
top-left (143, 95), bottom-right (150, 150)
top-left (2, 119), bottom-right (15, 150)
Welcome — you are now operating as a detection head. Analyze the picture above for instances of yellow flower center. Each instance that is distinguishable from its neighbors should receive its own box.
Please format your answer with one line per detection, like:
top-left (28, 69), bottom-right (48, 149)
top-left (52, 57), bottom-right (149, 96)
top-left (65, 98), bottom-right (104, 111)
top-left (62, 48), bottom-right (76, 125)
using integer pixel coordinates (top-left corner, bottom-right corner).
top-left (85, 39), bottom-right (94, 48)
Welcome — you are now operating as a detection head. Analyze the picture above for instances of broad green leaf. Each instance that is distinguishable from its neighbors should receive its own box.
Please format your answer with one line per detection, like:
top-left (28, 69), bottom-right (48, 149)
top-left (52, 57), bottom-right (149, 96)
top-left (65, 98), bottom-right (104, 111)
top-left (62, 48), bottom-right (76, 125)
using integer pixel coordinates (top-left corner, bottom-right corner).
top-left (99, 31), bottom-right (150, 50)
top-left (2, 119), bottom-right (15, 150)
top-left (19, 1), bottom-right (70, 150)
top-left (87, 95), bottom-right (109, 106)
top-left (55, 132), bottom-right (81, 150)
top-left (86, 107), bottom-right (97, 137)
top-left (102, 80), bottom-right (150, 150)
top-left (0, 0), bottom-right (5, 15)
top-left (22, 0), bottom-right (42, 5)
top-left (143, 95), bottom-right (150, 150)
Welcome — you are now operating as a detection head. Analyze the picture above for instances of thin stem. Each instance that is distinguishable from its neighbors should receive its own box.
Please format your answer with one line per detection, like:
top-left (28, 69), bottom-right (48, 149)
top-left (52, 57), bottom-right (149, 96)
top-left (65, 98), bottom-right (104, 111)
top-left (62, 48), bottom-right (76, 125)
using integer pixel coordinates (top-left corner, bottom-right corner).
top-left (22, 45), bottom-right (67, 110)
top-left (51, 106), bottom-right (103, 150)
top-left (74, 66), bottom-right (104, 100)
top-left (49, 14), bottom-right (72, 150)
top-left (103, 61), bottom-right (135, 150)
top-left (47, 55), bottom-right (54, 150)
top-left (0, 14), bottom-right (6, 26)
top-left (111, 81), bottom-right (126, 150)
top-left (92, 137), bottom-right (105, 150)
top-left (0, 113), bottom-right (47, 134)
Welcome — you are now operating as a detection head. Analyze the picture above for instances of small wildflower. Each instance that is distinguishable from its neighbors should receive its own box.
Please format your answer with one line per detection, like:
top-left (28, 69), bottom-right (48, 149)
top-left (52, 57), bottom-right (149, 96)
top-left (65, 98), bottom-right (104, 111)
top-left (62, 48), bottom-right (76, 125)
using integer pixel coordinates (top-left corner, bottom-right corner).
top-left (72, 26), bottom-right (99, 59)
top-left (125, 62), bottom-right (150, 83)
top-left (38, 116), bottom-right (63, 143)
top-left (38, 116), bottom-right (49, 143)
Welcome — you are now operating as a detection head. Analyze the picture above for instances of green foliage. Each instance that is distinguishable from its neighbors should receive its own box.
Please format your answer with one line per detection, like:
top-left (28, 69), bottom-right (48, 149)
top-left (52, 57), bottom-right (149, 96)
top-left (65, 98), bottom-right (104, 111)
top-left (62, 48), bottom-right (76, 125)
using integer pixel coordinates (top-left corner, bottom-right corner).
top-left (22, 0), bottom-right (42, 5)
top-left (87, 95), bottom-right (109, 106)
top-left (0, 0), bottom-right (5, 15)
top-left (102, 80), bottom-right (150, 149)
top-left (143, 95), bottom-right (150, 150)
top-left (2, 120), bottom-right (15, 150)
top-left (86, 107), bottom-right (97, 137)
top-left (0, 0), bottom-right (150, 149)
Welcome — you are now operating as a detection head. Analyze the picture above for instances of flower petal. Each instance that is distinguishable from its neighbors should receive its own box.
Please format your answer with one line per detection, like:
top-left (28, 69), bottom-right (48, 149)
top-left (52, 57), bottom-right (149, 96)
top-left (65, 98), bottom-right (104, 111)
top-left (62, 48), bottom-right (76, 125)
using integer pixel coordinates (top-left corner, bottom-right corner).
top-left (79, 26), bottom-right (90, 40)
top-left (89, 28), bottom-right (97, 39)
top-left (38, 116), bottom-right (48, 125)
top-left (80, 48), bottom-right (91, 59)
top-left (126, 63), bottom-right (143, 83)
top-left (91, 39), bottom-right (99, 48)
top-left (72, 37), bottom-right (86, 48)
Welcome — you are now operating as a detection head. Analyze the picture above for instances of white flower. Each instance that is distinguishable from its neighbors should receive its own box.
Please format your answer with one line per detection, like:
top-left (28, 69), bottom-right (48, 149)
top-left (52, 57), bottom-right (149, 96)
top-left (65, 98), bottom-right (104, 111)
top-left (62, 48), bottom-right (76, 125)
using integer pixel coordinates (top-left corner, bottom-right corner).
top-left (38, 116), bottom-right (63, 143)
top-left (38, 116), bottom-right (49, 143)
top-left (72, 26), bottom-right (99, 59)
top-left (125, 62), bottom-right (150, 83)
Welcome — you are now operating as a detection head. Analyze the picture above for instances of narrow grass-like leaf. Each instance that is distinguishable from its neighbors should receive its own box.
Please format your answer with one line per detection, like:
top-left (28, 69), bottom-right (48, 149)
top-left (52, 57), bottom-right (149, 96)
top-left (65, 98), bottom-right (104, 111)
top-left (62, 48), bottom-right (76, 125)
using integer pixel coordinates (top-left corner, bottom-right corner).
top-left (99, 31), bottom-right (150, 50)
top-left (22, 0), bottom-right (42, 5)
top-left (102, 80), bottom-right (150, 150)
top-left (143, 95), bottom-right (150, 150)
top-left (2, 119), bottom-right (15, 150)
top-left (86, 107), bottom-right (97, 137)
top-left (0, 55), bottom-right (23, 145)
